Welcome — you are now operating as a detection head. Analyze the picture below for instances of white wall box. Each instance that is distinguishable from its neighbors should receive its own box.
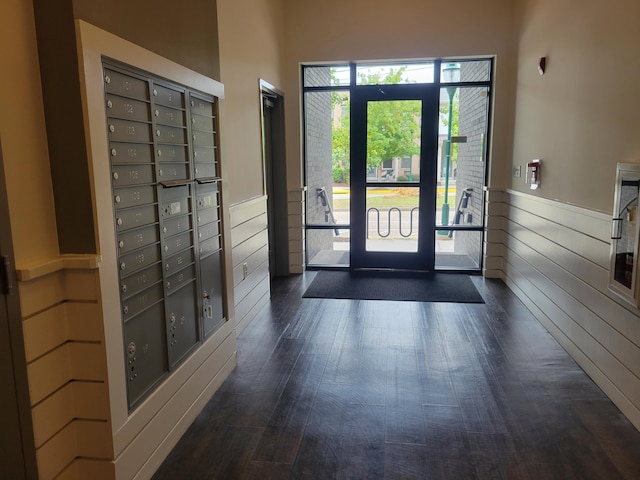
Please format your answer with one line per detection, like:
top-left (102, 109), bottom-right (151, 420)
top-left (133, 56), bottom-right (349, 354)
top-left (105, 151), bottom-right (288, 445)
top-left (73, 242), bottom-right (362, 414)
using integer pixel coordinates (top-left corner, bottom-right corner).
top-left (609, 163), bottom-right (640, 307)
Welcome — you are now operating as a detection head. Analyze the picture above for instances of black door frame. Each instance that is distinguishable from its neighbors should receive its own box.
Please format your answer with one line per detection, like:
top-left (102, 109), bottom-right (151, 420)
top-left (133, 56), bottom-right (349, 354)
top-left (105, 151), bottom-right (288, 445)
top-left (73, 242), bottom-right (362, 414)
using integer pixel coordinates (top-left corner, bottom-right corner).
top-left (350, 82), bottom-right (441, 271)
top-left (260, 80), bottom-right (289, 277)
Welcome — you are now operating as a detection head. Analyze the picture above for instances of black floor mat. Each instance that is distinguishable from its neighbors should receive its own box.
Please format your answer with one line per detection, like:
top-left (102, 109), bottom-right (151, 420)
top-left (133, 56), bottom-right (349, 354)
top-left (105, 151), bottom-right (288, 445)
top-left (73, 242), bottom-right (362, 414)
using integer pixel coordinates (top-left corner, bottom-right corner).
top-left (303, 270), bottom-right (484, 303)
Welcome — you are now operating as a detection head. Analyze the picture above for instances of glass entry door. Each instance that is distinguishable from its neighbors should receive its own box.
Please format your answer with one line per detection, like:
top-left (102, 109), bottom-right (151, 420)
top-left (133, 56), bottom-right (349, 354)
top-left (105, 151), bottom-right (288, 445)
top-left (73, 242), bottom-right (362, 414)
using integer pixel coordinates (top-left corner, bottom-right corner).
top-left (350, 84), bottom-right (440, 270)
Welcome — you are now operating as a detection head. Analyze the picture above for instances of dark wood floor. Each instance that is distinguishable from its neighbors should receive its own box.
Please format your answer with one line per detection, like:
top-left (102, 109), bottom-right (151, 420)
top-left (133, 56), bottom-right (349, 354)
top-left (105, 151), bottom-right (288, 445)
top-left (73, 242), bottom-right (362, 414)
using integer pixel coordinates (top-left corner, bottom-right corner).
top-left (152, 273), bottom-right (640, 479)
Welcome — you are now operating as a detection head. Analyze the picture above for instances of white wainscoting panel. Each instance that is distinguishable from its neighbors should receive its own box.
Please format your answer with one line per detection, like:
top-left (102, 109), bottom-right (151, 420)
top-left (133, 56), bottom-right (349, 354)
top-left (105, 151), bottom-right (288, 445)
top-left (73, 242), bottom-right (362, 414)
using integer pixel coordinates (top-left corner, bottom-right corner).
top-left (495, 190), bottom-right (640, 430)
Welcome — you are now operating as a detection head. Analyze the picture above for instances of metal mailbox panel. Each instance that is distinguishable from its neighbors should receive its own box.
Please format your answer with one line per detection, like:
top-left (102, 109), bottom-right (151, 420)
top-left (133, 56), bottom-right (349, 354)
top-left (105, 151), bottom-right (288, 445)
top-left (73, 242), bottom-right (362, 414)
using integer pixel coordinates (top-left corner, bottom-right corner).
top-left (105, 69), bottom-right (149, 101)
top-left (106, 94), bottom-right (151, 122)
top-left (108, 118), bottom-right (152, 143)
top-left (193, 146), bottom-right (216, 164)
top-left (119, 244), bottom-right (162, 278)
top-left (199, 236), bottom-right (221, 258)
top-left (153, 84), bottom-right (185, 109)
top-left (116, 204), bottom-right (158, 232)
top-left (123, 302), bottom-right (168, 407)
top-left (194, 163), bottom-right (217, 179)
top-left (191, 114), bottom-right (214, 132)
top-left (121, 262), bottom-right (164, 300)
top-left (160, 184), bottom-right (190, 206)
top-left (190, 96), bottom-right (214, 116)
top-left (114, 185), bottom-right (156, 209)
top-left (164, 248), bottom-right (195, 277)
top-left (162, 213), bottom-right (192, 237)
top-left (122, 281), bottom-right (164, 322)
top-left (156, 144), bottom-right (188, 164)
top-left (192, 131), bottom-right (215, 148)
top-left (157, 163), bottom-right (189, 182)
top-left (200, 251), bottom-right (224, 337)
top-left (118, 224), bottom-right (159, 255)
top-left (195, 184), bottom-right (219, 209)
top-left (163, 231), bottom-right (193, 257)
top-left (110, 142), bottom-right (154, 164)
top-left (196, 207), bottom-right (218, 226)
top-left (154, 125), bottom-right (187, 145)
top-left (104, 61), bottom-right (225, 410)
top-left (160, 194), bottom-right (189, 219)
top-left (166, 264), bottom-right (196, 294)
top-left (154, 105), bottom-right (186, 127)
top-left (197, 221), bottom-right (219, 241)
top-left (112, 164), bottom-right (155, 187)
top-left (166, 281), bottom-right (199, 367)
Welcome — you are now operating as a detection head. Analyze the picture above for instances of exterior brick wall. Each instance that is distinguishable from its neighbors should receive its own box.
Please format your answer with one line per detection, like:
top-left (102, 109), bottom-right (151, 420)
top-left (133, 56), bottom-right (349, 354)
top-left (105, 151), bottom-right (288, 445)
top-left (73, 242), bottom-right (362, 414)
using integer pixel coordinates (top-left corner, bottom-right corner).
top-left (452, 62), bottom-right (490, 265)
top-left (304, 67), bottom-right (334, 261)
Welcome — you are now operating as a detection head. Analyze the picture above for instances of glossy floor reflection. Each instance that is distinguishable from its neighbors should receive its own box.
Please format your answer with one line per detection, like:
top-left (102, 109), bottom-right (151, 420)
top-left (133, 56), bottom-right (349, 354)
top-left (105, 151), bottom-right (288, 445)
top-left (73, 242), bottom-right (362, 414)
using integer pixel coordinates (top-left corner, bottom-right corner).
top-left (153, 273), bottom-right (640, 480)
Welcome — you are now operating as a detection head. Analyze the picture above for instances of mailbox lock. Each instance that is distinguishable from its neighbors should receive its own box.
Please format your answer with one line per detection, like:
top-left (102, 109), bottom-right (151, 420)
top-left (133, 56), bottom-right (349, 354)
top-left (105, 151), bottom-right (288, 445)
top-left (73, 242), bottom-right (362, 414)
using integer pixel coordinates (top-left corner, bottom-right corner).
top-left (153, 89), bottom-right (158, 96)
top-left (157, 149), bottom-right (162, 157)
top-left (163, 227), bottom-right (167, 234)
top-left (109, 125), bottom-right (115, 133)
top-left (105, 75), bottom-right (111, 84)
top-left (115, 195), bottom-right (121, 204)
top-left (121, 284), bottom-right (127, 293)
top-left (117, 218), bottom-right (123, 226)
top-left (158, 169), bottom-right (163, 177)
top-left (118, 240), bottom-right (125, 248)
top-left (170, 313), bottom-right (176, 325)
top-left (123, 305), bottom-right (129, 315)
top-left (156, 129), bottom-right (161, 137)
top-left (120, 262), bottom-right (126, 270)
top-left (107, 100), bottom-right (113, 109)
top-left (127, 342), bottom-right (136, 358)
top-left (111, 148), bottom-right (117, 157)
top-left (113, 172), bottom-right (119, 180)
top-left (166, 281), bottom-right (171, 289)
top-left (154, 109), bottom-right (159, 117)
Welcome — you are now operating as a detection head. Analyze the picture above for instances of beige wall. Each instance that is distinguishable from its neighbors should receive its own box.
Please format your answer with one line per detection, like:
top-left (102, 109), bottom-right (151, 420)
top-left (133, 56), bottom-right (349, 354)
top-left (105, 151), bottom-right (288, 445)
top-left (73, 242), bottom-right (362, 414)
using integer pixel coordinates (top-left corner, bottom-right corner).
top-left (511, 0), bottom-right (640, 212)
top-left (1, 0), bottom-right (59, 267)
top-left (73, 0), bottom-right (220, 80)
top-left (217, 0), bottom-right (286, 205)
top-left (282, 0), bottom-right (519, 191)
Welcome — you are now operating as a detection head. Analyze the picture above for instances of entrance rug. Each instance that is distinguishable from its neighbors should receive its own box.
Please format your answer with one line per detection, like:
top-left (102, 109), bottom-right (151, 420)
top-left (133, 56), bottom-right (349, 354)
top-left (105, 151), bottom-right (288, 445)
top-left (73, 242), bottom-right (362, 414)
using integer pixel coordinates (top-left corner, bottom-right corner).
top-left (303, 270), bottom-right (484, 303)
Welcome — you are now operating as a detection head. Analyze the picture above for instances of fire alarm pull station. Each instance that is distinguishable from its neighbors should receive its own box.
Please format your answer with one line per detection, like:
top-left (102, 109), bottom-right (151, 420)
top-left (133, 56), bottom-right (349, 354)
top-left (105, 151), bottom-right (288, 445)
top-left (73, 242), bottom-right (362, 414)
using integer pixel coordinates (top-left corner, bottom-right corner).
top-left (527, 159), bottom-right (541, 190)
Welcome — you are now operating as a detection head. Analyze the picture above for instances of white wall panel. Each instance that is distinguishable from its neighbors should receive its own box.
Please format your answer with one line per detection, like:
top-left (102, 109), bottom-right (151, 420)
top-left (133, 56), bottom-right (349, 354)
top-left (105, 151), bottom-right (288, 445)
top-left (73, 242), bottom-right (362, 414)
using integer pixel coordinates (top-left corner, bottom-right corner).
top-left (498, 190), bottom-right (640, 430)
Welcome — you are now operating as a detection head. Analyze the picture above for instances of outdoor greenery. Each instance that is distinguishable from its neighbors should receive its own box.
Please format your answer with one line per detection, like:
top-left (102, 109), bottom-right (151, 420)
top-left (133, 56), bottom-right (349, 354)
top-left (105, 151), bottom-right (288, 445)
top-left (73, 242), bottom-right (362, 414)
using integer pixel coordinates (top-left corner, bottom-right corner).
top-left (331, 188), bottom-right (448, 210)
top-left (331, 68), bottom-right (422, 183)
top-left (330, 67), bottom-right (460, 185)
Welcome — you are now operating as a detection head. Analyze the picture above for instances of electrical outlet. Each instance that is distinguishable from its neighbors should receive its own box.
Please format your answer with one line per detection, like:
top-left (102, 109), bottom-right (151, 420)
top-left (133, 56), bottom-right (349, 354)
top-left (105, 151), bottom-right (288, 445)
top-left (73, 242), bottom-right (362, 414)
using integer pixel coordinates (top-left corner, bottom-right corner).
top-left (513, 166), bottom-right (521, 178)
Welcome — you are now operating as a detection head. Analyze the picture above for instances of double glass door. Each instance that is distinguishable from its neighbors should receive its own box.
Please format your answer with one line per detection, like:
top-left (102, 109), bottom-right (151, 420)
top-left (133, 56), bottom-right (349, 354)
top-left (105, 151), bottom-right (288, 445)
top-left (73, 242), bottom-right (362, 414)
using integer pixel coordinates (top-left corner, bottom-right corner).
top-left (350, 84), bottom-right (439, 270)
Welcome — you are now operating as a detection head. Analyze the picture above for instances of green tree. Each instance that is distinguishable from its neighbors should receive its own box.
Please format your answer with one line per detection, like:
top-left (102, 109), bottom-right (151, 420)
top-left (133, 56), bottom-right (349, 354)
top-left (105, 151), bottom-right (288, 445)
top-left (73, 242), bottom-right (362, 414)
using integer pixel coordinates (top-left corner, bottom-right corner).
top-left (366, 99), bottom-right (421, 171)
top-left (330, 67), bottom-right (422, 182)
top-left (331, 89), bottom-right (350, 183)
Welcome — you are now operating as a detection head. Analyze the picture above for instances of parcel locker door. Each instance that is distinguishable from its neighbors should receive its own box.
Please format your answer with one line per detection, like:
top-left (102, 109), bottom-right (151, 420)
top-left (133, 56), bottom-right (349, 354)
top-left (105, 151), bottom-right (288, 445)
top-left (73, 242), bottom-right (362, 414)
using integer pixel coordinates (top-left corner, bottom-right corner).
top-left (200, 251), bottom-right (224, 336)
top-left (195, 182), bottom-right (225, 337)
top-left (124, 302), bottom-right (168, 407)
top-left (166, 279), bottom-right (199, 367)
